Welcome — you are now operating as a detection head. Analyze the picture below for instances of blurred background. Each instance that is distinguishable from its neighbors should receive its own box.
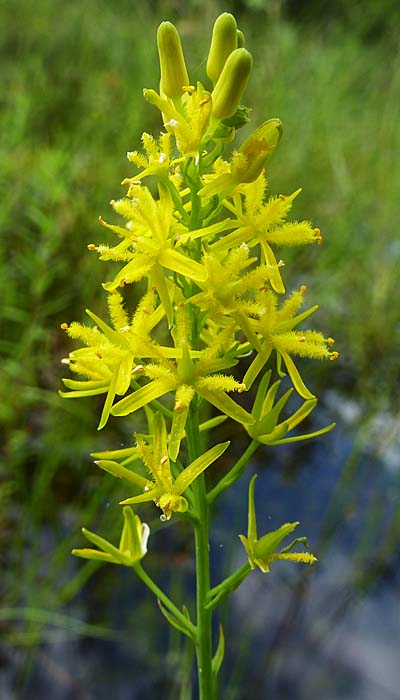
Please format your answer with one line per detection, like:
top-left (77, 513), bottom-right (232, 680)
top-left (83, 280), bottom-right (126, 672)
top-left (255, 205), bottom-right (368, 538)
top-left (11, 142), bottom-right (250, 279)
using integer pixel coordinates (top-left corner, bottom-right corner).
top-left (1, 1), bottom-right (400, 698)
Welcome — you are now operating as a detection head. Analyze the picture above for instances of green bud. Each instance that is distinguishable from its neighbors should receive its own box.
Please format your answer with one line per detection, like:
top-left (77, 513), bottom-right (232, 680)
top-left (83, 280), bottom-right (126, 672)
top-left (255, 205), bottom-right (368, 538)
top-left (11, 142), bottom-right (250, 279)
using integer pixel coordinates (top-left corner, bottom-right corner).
top-left (206, 13), bottom-right (238, 85)
top-left (211, 48), bottom-right (253, 120)
top-left (157, 21), bottom-right (189, 98)
top-left (236, 29), bottom-right (245, 48)
top-left (232, 118), bottom-right (283, 183)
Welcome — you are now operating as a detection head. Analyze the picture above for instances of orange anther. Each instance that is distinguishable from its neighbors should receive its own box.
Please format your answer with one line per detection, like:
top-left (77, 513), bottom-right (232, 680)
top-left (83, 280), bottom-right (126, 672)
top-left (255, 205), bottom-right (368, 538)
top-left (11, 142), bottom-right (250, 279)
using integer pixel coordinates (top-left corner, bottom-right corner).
top-left (279, 194), bottom-right (286, 200)
top-left (329, 351), bottom-right (339, 361)
top-left (87, 243), bottom-right (96, 251)
top-left (60, 323), bottom-right (68, 330)
top-left (314, 227), bottom-right (323, 245)
top-left (327, 337), bottom-right (335, 347)
top-left (182, 85), bottom-right (195, 94)
top-left (96, 351), bottom-right (103, 359)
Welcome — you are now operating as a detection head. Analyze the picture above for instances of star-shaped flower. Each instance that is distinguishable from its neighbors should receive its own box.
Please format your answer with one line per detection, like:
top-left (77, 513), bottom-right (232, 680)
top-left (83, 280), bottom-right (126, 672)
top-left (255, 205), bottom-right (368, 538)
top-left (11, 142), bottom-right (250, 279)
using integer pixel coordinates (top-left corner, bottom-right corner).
top-left (243, 285), bottom-right (338, 399)
top-left (99, 412), bottom-right (230, 520)
top-left (72, 506), bottom-right (149, 567)
top-left (239, 475), bottom-right (317, 573)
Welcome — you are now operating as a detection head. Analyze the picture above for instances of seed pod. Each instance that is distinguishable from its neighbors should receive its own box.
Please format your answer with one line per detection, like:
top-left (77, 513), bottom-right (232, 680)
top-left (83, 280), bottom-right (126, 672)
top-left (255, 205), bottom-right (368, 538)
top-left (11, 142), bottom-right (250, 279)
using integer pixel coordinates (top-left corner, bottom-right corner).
top-left (157, 21), bottom-right (189, 98)
top-left (211, 48), bottom-right (253, 120)
top-left (232, 118), bottom-right (283, 183)
top-left (206, 13), bottom-right (238, 85)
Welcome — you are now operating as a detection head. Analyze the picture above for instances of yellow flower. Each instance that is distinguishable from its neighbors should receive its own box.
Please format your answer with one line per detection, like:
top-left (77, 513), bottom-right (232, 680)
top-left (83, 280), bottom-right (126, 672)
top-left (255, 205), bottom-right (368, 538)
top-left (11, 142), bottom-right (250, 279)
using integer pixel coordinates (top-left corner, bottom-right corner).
top-left (111, 413), bottom-right (230, 520)
top-left (93, 183), bottom-right (205, 324)
top-left (72, 506), bottom-right (149, 567)
top-left (239, 476), bottom-right (317, 573)
top-left (110, 337), bottom-right (251, 461)
top-left (243, 369), bottom-right (335, 445)
top-left (212, 173), bottom-right (321, 293)
top-left (188, 245), bottom-right (278, 351)
top-left (144, 83), bottom-right (212, 157)
top-left (60, 291), bottom-right (163, 429)
top-left (243, 286), bottom-right (338, 399)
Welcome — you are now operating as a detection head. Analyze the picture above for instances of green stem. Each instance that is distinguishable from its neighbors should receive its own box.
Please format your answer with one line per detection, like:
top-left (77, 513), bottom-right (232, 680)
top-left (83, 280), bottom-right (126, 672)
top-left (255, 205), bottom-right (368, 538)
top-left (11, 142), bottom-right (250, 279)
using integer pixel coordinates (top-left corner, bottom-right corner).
top-left (207, 440), bottom-right (259, 505)
top-left (206, 562), bottom-right (251, 611)
top-left (187, 403), bottom-right (214, 700)
top-left (134, 563), bottom-right (196, 639)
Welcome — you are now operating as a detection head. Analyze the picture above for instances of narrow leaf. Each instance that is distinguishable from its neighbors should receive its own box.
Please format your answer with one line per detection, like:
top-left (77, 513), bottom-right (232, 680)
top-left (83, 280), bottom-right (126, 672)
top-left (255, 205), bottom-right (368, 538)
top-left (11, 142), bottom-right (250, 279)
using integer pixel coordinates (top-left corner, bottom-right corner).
top-left (62, 379), bottom-right (109, 391)
top-left (174, 441), bottom-right (230, 495)
top-left (280, 351), bottom-right (315, 400)
top-left (98, 365), bottom-right (119, 430)
top-left (94, 460), bottom-right (148, 488)
top-left (273, 422), bottom-right (336, 444)
top-left (111, 379), bottom-right (175, 417)
top-left (72, 549), bottom-right (114, 563)
top-left (157, 599), bottom-right (194, 640)
top-left (198, 388), bottom-right (254, 426)
top-left (212, 625), bottom-right (225, 677)
top-left (85, 309), bottom-right (131, 349)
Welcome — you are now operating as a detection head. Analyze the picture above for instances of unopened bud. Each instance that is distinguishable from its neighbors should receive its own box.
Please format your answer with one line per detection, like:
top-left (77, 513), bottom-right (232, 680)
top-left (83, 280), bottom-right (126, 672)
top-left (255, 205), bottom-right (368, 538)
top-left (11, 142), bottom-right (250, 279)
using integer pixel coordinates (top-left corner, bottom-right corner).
top-left (206, 13), bottom-right (238, 85)
top-left (236, 29), bottom-right (245, 48)
top-left (211, 48), bottom-right (253, 120)
top-left (157, 22), bottom-right (189, 98)
top-left (232, 118), bottom-right (283, 183)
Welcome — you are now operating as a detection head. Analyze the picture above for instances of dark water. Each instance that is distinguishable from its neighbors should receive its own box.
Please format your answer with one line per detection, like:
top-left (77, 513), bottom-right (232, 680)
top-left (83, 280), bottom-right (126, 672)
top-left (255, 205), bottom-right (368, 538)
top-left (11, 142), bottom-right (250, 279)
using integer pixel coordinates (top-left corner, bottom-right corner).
top-left (2, 392), bottom-right (400, 699)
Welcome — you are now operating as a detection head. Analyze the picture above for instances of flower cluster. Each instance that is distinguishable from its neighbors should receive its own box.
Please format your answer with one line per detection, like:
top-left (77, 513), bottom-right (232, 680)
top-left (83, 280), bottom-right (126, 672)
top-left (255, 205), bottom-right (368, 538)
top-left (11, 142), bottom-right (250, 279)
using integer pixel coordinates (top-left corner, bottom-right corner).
top-left (62, 14), bottom-right (337, 570)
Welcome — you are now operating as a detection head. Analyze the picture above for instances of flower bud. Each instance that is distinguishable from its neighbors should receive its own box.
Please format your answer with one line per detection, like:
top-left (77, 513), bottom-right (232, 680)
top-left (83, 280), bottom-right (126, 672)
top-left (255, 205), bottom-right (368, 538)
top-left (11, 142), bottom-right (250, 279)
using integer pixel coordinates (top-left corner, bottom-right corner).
top-left (206, 13), bottom-right (238, 85)
top-left (211, 48), bottom-right (253, 120)
top-left (157, 21), bottom-right (189, 98)
top-left (232, 118), bottom-right (283, 183)
top-left (236, 29), bottom-right (245, 48)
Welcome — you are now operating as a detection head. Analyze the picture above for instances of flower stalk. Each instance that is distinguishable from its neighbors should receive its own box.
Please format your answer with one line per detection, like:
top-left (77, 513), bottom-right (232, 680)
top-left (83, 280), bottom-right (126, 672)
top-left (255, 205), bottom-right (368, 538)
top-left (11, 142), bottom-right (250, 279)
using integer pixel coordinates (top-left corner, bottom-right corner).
top-left (61, 13), bottom-right (338, 699)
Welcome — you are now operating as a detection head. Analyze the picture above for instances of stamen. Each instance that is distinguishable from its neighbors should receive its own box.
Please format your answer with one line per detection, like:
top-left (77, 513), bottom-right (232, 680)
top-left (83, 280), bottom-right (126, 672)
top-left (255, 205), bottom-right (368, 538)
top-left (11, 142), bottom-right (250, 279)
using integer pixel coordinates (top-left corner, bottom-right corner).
top-left (87, 244), bottom-right (96, 251)
top-left (238, 383), bottom-right (246, 393)
top-left (327, 337), bottom-right (335, 347)
top-left (182, 85), bottom-right (195, 94)
top-left (160, 456), bottom-right (169, 466)
top-left (60, 323), bottom-right (69, 330)
top-left (95, 351), bottom-right (102, 359)
top-left (279, 194), bottom-right (286, 200)
top-left (133, 364), bottom-right (144, 374)
top-left (329, 351), bottom-right (339, 361)
top-left (300, 285), bottom-right (307, 294)
top-left (298, 336), bottom-right (306, 343)
top-left (314, 227), bottom-right (323, 245)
